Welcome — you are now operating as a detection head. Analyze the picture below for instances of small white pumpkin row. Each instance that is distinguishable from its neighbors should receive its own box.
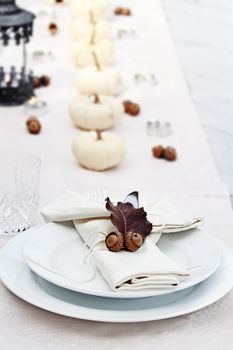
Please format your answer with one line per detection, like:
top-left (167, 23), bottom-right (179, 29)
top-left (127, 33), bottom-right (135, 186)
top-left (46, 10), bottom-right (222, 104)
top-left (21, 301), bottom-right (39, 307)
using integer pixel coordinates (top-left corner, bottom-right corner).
top-left (69, 94), bottom-right (124, 131)
top-left (72, 18), bottom-right (111, 42)
top-left (72, 130), bottom-right (126, 171)
top-left (71, 0), bottom-right (126, 172)
top-left (72, 39), bottom-right (114, 68)
top-left (71, 1), bottom-right (120, 95)
top-left (71, 0), bottom-right (111, 21)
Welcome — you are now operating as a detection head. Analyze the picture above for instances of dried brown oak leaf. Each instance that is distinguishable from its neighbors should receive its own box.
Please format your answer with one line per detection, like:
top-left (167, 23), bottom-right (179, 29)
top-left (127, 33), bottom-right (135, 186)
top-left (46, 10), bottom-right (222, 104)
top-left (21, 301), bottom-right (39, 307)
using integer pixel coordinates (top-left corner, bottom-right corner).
top-left (105, 197), bottom-right (152, 252)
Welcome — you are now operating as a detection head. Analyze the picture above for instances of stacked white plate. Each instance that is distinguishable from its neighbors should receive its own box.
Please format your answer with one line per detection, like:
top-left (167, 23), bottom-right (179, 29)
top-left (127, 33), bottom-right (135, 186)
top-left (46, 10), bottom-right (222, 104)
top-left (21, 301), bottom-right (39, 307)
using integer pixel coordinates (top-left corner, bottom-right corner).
top-left (0, 221), bottom-right (233, 322)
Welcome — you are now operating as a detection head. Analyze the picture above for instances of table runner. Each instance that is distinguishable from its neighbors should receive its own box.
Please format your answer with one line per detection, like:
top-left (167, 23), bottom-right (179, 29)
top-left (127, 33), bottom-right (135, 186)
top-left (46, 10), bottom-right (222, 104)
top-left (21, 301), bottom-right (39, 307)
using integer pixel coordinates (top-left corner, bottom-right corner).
top-left (0, 0), bottom-right (230, 202)
top-left (0, 0), bottom-right (233, 349)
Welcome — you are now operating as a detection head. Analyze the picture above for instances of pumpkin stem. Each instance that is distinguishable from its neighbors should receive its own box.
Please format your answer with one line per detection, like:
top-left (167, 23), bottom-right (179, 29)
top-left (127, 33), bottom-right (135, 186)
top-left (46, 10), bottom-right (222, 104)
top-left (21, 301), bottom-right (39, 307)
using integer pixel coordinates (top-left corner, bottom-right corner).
top-left (96, 129), bottom-right (102, 140)
top-left (92, 52), bottom-right (101, 71)
top-left (93, 93), bottom-right (100, 103)
top-left (90, 22), bottom-right (96, 45)
top-left (89, 10), bottom-right (95, 24)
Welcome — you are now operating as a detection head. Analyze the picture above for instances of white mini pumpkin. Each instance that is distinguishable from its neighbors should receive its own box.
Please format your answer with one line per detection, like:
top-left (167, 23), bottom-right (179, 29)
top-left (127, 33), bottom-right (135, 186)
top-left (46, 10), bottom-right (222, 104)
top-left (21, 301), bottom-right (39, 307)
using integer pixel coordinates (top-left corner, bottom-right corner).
top-left (69, 94), bottom-right (124, 131)
top-left (72, 39), bottom-right (114, 67)
top-left (72, 19), bottom-right (111, 42)
top-left (72, 130), bottom-right (126, 171)
top-left (76, 66), bottom-right (122, 96)
top-left (71, 0), bottom-right (111, 20)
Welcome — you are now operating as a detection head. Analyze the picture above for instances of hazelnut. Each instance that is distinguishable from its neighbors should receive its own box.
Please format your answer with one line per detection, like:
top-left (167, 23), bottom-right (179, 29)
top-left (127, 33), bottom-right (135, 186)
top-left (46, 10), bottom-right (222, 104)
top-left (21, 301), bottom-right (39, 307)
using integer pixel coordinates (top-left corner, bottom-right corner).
top-left (114, 7), bottom-right (122, 15)
top-left (48, 23), bottom-right (58, 35)
top-left (121, 8), bottom-right (131, 16)
top-left (105, 231), bottom-right (124, 252)
top-left (32, 76), bottom-right (41, 89)
top-left (152, 145), bottom-right (164, 159)
top-left (164, 146), bottom-right (177, 161)
top-left (26, 116), bottom-right (41, 135)
top-left (124, 232), bottom-right (143, 252)
top-left (40, 75), bottom-right (51, 87)
top-left (123, 100), bottom-right (132, 113)
top-left (128, 103), bottom-right (140, 116)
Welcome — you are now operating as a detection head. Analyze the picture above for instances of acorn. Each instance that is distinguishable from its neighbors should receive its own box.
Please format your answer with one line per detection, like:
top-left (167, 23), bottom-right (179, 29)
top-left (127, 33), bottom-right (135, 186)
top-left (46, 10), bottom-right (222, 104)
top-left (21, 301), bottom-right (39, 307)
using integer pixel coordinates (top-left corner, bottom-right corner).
top-left (123, 100), bottom-right (141, 116)
top-left (128, 103), bottom-right (140, 116)
top-left (123, 100), bottom-right (132, 113)
top-left (164, 146), bottom-right (177, 161)
top-left (121, 8), bottom-right (131, 16)
top-left (124, 231), bottom-right (143, 252)
top-left (48, 22), bottom-right (58, 35)
top-left (152, 145), bottom-right (164, 159)
top-left (114, 7), bottom-right (122, 15)
top-left (105, 231), bottom-right (124, 252)
top-left (40, 75), bottom-right (51, 87)
top-left (26, 116), bottom-right (41, 135)
top-left (32, 76), bottom-right (41, 89)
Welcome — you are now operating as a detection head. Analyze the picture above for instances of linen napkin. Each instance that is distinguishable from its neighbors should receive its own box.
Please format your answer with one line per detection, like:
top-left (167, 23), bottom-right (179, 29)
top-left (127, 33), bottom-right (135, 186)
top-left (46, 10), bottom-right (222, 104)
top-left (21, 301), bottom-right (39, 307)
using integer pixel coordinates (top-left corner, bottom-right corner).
top-left (73, 218), bottom-right (188, 291)
top-left (41, 191), bottom-right (202, 291)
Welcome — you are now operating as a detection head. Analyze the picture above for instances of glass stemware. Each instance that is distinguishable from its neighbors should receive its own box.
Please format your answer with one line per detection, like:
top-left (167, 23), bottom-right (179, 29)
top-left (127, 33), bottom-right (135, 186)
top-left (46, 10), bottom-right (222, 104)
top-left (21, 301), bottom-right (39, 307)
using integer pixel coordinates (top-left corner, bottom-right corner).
top-left (0, 152), bottom-right (41, 235)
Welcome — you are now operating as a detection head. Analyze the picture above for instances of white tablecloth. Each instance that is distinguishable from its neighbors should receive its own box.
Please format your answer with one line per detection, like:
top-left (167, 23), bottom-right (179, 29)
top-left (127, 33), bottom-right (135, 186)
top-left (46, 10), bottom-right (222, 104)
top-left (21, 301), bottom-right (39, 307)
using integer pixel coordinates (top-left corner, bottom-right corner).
top-left (0, 1), bottom-right (232, 349)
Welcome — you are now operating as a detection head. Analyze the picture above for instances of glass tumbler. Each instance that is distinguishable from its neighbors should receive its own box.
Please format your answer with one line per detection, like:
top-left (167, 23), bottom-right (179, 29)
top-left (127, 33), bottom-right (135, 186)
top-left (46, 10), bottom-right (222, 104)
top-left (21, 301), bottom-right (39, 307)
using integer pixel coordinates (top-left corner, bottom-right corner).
top-left (0, 152), bottom-right (41, 235)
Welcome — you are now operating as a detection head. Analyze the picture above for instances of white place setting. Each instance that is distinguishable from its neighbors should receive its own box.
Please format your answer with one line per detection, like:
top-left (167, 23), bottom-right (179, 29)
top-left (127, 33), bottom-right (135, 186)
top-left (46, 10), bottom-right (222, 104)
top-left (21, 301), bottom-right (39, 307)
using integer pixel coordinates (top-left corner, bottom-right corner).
top-left (1, 190), bottom-right (232, 322)
top-left (0, 0), bottom-right (232, 349)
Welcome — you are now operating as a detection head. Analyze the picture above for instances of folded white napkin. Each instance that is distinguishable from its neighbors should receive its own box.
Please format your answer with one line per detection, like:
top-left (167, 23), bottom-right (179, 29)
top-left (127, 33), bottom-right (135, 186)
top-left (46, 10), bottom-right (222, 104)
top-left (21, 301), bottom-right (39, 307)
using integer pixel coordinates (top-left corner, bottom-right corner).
top-left (73, 218), bottom-right (188, 291)
top-left (41, 191), bottom-right (202, 291)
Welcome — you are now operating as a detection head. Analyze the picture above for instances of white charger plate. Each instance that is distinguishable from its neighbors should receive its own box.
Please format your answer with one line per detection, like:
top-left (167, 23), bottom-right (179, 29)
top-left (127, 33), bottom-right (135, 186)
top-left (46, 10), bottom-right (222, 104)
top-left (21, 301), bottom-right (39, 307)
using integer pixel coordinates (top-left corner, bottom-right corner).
top-left (23, 222), bottom-right (221, 299)
top-left (0, 231), bottom-right (232, 323)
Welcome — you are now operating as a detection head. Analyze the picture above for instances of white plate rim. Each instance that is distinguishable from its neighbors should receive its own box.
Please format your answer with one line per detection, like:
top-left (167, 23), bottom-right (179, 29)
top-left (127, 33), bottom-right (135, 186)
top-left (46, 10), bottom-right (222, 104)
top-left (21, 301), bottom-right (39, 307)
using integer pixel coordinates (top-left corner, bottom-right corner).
top-left (22, 223), bottom-right (222, 299)
top-left (0, 232), bottom-right (233, 323)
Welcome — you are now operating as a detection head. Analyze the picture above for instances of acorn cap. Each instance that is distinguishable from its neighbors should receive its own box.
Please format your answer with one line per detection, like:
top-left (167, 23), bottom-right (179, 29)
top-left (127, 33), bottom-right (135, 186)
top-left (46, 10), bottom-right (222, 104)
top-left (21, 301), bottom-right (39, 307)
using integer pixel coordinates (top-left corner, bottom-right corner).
top-left (26, 116), bottom-right (39, 124)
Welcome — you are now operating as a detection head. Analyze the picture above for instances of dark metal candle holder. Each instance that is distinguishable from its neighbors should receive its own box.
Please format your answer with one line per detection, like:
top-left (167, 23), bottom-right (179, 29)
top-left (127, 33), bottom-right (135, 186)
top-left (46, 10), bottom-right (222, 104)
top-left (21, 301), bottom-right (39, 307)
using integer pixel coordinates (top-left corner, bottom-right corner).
top-left (0, 0), bottom-right (35, 106)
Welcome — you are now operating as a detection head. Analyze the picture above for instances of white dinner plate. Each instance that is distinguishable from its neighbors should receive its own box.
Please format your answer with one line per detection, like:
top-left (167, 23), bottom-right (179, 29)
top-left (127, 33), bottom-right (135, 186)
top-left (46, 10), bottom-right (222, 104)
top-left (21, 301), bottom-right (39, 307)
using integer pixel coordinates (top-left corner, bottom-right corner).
top-left (0, 232), bottom-right (232, 323)
top-left (23, 222), bottom-right (221, 299)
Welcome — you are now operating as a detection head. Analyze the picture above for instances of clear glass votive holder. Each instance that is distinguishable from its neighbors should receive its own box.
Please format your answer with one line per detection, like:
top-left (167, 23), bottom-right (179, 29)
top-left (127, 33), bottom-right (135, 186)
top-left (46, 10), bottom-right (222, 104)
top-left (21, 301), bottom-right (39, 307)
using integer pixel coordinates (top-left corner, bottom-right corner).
top-left (134, 73), bottom-right (158, 86)
top-left (31, 49), bottom-right (55, 63)
top-left (0, 152), bottom-right (41, 235)
top-left (146, 119), bottom-right (173, 137)
top-left (117, 28), bottom-right (137, 40)
top-left (24, 96), bottom-right (48, 116)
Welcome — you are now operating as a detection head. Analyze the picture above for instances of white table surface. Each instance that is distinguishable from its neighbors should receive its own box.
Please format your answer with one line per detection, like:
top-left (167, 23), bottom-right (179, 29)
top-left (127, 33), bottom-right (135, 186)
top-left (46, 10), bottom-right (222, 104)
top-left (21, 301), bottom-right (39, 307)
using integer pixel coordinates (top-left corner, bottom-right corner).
top-left (0, 1), bottom-right (233, 349)
top-left (163, 0), bottom-right (233, 202)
